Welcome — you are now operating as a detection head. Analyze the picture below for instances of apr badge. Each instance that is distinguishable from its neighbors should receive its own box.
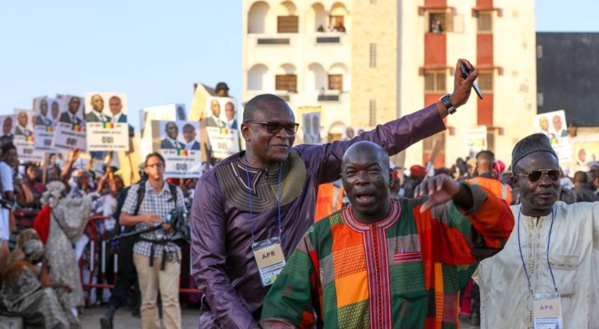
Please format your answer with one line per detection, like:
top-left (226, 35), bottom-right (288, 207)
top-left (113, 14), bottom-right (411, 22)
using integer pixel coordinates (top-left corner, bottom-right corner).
top-left (532, 292), bottom-right (563, 329)
top-left (252, 237), bottom-right (286, 287)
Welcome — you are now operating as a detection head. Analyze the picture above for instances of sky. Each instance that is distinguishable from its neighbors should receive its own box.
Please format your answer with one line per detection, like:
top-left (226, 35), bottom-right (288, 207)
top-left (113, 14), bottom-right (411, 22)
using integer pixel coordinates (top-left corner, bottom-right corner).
top-left (0, 0), bottom-right (597, 133)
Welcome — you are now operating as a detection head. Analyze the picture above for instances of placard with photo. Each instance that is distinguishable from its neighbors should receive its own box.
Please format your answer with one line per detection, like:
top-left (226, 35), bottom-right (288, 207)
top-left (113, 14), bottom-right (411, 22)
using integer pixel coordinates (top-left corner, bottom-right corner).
top-left (205, 97), bottom-right (238, 129)
top-left (53, 94), bottom-right (87, 151)
top-left (13, 109), bottom-right (43, 162)
top-left (151, 120), bottom-right (202, 178)
top-left (84, 92), bottom-right (129, 151)
top-left (33, 96), bottom-right (59, 152)
top-left (206, 127), bottom-right (240, 160)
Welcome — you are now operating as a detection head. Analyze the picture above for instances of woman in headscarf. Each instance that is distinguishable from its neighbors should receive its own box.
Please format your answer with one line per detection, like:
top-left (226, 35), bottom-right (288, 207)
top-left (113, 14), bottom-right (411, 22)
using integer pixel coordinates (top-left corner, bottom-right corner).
top-left (5, 228), bottom-right (38, 266)
top-left (1, 239), bottom-right (78, 328)
top-left (42, 180), bottom-right (91, 319)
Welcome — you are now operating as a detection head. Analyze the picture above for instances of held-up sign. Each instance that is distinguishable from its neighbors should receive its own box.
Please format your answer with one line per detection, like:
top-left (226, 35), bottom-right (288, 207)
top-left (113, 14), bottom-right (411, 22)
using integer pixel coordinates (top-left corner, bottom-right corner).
top-left (85, 92), bottom-right (129, 152)
top-left (13, 109), bottom-right (43, 162)
top-left (33, 96), bottom-right (59, 152)
top-left (206, 127), bottom-right (240, 160)
top-left (152, 120), bottom-right (202, 178)
top-left (53, 94), bottom-right (87, 151)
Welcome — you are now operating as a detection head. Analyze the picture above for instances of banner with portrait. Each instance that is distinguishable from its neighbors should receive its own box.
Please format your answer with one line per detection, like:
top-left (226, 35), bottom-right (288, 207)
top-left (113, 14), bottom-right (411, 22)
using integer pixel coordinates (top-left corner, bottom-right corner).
top-left (535, 110), bottom-right (572, 163)
top-left (342, 125), bottom-right (371, 141)
top-left (206, 127), bottom-right (240, 160)
top-left (296, 107), bottom-right (323, 145)
top-left (12, 109), bottom-right (43, 162)
top-left (151, 120), bottom-right (202, 178)
top-left (84, 92), bottom-right (129, 151)
top-left (463, 126), bottom-right (488, 159)
top-left (53, 94), bottom-right (87, 151)
top-left (33, 96), bottom-right (59, 152)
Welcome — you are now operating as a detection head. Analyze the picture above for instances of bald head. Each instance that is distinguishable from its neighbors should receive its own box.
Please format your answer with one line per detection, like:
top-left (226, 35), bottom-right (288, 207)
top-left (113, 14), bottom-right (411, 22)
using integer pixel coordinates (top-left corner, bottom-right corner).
top-left (342, 141), bottom-right (389, 171)
top-left (243, 94), bottom-right (291, 122)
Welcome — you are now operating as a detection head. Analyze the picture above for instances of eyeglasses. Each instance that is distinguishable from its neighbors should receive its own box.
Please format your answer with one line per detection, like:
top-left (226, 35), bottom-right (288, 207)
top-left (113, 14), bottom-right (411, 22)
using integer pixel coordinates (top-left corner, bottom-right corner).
top-left (244, 121), bottom-right (299, 135)
top-left (515, 169), bottom-right (560, 183)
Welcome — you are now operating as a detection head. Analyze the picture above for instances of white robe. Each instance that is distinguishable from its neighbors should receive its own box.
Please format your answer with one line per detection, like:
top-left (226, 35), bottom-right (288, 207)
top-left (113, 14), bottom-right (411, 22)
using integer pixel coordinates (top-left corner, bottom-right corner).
top-left (474, 201), bottom-right (599, 329)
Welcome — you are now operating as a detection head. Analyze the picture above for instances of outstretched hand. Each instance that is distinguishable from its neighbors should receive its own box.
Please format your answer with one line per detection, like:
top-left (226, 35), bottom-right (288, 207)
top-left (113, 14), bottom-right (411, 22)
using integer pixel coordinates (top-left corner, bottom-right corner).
top-left (414, 175), bottom-right (461, 213)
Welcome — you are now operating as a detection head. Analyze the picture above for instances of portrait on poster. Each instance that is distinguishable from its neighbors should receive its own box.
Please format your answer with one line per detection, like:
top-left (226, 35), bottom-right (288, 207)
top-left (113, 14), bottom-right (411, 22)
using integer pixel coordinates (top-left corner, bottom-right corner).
top-left (301, 112), bottom-right (322, 145)
top-left (84, 92), bottom-right (129, 151)
top-left (205, 97), bottom-right (237, 129)
top-left (140, 104), bottom-right (182, 161)
top-left (0, 115), bottom-right (16, 142)
top-left (342, 125), bottom-right (371, 141)
top-left (463, 126), bottom-right (488, 159)
top-left (53, 95), bottom-right (87, 151)
top-left (535, 110), bottom-right (572, 163)
top-left (34, 96), bottom-right (59, 151)
top-left (13, 109), bottom-right (43, 162)
top-left (152, 120), bottom-right (202, 178)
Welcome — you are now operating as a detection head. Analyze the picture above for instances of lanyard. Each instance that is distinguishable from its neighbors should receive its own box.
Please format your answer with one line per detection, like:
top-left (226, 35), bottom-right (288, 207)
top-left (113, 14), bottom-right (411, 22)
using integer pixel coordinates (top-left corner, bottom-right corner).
top-left (245, 158), bottom-right (283, 243)
top-left (517, 207), bottom-right (558, 294)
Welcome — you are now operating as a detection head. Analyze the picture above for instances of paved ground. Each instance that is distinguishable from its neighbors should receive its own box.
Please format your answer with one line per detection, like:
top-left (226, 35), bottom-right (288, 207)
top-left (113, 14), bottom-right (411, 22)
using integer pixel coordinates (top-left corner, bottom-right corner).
top-left (79, 306), bottom-right (479, 329)
top-left (79, 306), bottom-right (200, 329)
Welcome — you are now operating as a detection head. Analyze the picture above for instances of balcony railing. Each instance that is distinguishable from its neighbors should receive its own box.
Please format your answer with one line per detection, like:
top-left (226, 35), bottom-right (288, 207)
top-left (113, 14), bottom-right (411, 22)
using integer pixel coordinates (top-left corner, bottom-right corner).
top-left (316, 36), bottom-right (341, 44)
top-left (257, 38), bottom-right (290, 45)
top-left (318, 94), bottom-right (340, 102)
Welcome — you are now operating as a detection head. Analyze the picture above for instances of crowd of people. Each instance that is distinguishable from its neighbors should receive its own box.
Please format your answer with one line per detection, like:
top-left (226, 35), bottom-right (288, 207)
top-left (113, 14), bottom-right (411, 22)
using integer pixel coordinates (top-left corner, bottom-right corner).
top-left (1, 59), bottom-right (597, 329)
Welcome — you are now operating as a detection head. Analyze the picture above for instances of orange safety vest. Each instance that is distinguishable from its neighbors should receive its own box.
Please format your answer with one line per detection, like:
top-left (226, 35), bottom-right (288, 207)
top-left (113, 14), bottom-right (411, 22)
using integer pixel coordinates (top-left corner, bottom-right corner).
top-left (466, 176), bottom-right (513, 204)
top-left (314, 183), bottom-right (344, 222)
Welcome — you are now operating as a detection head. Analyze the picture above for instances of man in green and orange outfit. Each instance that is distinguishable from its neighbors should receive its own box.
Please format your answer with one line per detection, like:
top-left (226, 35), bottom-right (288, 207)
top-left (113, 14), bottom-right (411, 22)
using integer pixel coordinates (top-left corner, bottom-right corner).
top-left (260, 141), bottom-right (514, 328)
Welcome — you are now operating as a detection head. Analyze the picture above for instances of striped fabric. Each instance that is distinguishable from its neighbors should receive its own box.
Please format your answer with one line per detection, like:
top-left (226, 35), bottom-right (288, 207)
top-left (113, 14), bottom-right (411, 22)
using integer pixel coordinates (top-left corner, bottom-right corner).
top-left (261, 184), bottom-right (514, 329)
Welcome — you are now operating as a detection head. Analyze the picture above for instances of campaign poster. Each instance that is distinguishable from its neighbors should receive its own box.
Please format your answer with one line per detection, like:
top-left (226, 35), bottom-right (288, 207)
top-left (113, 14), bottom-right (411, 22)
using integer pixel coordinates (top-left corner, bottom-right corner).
top-left (299, 112), bottom-right (322, 145)
top-left (205, 97), bottom-right (238, 129)
top-left (463, 126), bottom-right (488, 159)
top-left (33, 96), bottom-right (59, 152)
top-left (206, 127), bottom-right (240, 160)
top-left (341, 125), bottom-right (372, 141)
top-left (140, 104), bottom-right (184, 162)
top-left (13, 109), bottom-right (43, 162)
top-left (53, 94), bottom-right (87, 151)
top-left (152, 120), bottom-right (202, 178)
top-left (0, 115), bottom-right (16, 142)
top-left (84, 92), bottom-right (129, 151)
top-left (534, 110), bottom-right (572, 163)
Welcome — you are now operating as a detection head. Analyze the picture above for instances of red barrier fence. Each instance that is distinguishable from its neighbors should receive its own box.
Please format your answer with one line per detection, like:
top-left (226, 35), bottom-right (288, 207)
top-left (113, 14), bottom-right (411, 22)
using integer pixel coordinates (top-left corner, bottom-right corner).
top-left (78, 215), bottom-right (203, 306)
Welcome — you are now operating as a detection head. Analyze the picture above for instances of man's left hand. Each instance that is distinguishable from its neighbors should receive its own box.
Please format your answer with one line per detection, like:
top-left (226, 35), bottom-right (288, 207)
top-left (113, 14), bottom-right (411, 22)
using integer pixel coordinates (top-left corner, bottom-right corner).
top-left (414, 175), bottom-right (461, 213)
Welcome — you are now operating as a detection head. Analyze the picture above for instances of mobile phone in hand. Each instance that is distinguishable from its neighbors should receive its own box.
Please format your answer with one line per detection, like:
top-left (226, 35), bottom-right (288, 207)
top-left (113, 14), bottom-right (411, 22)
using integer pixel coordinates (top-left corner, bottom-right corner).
top-left (460, 62), bottom-right (483, 100)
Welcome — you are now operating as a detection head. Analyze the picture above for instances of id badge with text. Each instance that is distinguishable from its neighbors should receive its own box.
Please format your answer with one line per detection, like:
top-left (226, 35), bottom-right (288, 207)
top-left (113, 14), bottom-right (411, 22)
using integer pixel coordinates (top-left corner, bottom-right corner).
top-left (252, 237), bottom-right (286, 287)
top-left (532, 292), bottom-right (563, 329)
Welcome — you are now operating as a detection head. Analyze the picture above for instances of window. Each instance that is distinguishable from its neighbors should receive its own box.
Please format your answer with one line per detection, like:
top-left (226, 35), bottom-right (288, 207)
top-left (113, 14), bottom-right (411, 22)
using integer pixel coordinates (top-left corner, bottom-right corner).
top-left (275, 75), bottom-right (297, 92)
top-left (477, 72), bottom-right (493, 92)
top-left (477, 12), bottom-right (493, 32)
top-left (424, 71), bottom-right (446, 93)
top-left (369, 100), bottom-right (376, 126)
top-left (328, 74), bottom-right (343, 90)
top-left (429, 13), bottom-right (445, 33)
top-left (369, 43), bottom-right (377, 68)
top-left (277, 16), bottom-right (299, 33)
top-left (428, 10), bottom-right (453, 33)
top-left (329, 15), bottom-right (346, 32)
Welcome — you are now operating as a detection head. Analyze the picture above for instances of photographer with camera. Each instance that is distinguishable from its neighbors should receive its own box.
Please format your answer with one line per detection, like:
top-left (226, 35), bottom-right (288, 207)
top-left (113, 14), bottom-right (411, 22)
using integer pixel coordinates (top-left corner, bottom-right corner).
top-left (118, 152), bottom-right (186, 329)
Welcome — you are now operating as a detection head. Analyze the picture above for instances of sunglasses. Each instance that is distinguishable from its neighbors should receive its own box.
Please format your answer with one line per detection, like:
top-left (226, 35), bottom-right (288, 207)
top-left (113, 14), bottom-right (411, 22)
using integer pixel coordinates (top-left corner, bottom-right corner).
top-left (245, 121), bottom-right (299, 135)
top-left (516, 169), bottom-right (560, 183)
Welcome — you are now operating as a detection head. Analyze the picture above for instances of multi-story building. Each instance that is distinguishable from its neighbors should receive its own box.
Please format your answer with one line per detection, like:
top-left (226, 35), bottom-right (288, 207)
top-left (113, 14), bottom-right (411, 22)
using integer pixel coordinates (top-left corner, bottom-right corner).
top-left (242, 0), bottom-right (537, 168)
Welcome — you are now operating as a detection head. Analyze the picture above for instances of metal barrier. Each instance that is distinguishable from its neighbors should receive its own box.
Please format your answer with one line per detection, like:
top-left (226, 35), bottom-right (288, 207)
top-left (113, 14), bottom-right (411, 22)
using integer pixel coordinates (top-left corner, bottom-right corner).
top-left (78, 215), bottom-right (203, 307)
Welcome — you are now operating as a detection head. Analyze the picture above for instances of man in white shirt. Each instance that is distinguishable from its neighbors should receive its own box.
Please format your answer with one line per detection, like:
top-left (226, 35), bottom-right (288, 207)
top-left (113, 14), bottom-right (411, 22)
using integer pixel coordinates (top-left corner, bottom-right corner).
top-left (182, 124), bottom-right (200, 151)
top-left (0, 143), bottom-right (16, 241)
top-left (552, 115), bottom-right (568, 137)
top-left (109, 96), bottom-right (127, 123)
top-left (474, 133), bottom-right (599, 329)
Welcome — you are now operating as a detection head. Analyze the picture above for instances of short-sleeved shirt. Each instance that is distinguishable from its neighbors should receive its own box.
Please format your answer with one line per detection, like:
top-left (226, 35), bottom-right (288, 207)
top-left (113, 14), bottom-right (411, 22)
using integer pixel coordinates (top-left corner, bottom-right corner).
top-left (121, 181), bottom-right (185, 258)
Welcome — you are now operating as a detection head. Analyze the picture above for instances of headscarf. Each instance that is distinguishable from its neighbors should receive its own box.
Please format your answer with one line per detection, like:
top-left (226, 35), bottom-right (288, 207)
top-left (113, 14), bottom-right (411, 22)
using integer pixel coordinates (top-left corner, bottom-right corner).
top-left (23, 239), bottom-right (44, 263)
top-left (41, 180), bottom-right (67, 208)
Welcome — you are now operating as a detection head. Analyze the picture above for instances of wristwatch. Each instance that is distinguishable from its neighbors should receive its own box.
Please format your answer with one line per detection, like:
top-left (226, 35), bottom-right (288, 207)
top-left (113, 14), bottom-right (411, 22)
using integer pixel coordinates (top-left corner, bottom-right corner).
top-left (440, 94), bottom-right (457, 115)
